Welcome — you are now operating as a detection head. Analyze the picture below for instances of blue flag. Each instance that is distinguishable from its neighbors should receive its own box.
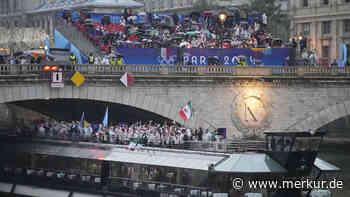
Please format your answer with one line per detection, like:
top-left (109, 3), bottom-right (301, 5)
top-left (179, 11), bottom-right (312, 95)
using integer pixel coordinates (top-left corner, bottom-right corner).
top-left (80, 112), bottom-right (85, 128)
top-left (344, 44), bottom-right (347, 65)
top-left (338, 43), bottom-right (347, 67)
top-left (45, 37), bottom-right (50, 54)
top-left (103, 107), bottom-right (108, 128)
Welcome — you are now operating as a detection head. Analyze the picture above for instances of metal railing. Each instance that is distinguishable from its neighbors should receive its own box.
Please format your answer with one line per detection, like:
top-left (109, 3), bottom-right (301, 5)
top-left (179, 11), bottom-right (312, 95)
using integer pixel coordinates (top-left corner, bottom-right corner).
top-left (2, 64), bottom-right (350, 78)
top-left (4, 133), bottom-right (265, 153)
top-left (0, 166), bottom-right (212, 197)
top-left (108, 177), bottom-right (211, 197)
top-left (182, 140), bottom-right (265, 153)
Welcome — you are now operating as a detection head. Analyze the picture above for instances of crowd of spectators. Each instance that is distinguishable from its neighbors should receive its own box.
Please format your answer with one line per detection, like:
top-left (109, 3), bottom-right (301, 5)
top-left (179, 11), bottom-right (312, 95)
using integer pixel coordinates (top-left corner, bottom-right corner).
top-left (15, 120), bottom-right (221, 148)
top-left (63, 9), bottom-right (281, 55)
top-left (0, 53), bottom-right (45, 65)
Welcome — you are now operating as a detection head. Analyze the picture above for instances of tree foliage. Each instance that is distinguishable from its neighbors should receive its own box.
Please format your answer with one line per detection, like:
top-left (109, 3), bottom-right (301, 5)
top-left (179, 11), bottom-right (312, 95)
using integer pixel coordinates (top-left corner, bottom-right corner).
top-left (240, 0), bottom-right (289, 40)
top-left (193, 0), bottom-right (217, 12)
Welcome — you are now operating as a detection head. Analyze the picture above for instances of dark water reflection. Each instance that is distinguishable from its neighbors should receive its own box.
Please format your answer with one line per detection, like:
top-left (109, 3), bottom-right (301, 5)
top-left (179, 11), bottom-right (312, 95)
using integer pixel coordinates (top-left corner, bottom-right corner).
top-left (318, 142), bottom-right (350, 197)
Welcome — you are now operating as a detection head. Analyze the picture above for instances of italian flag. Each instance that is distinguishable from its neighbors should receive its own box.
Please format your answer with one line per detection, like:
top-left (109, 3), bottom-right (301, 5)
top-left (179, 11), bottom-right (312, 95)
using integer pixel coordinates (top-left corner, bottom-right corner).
top-left (179, 101), bottom-right (192, 121)
top-left (120, 72), bottom-right (134, 87)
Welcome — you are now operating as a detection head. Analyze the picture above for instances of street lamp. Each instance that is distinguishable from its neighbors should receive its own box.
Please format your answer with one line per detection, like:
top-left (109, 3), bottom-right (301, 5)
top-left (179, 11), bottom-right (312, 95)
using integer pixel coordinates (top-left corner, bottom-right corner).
top-left (218, 12), bottom-right (227, 24)
top-left (218, 12), bottom-right (227, 49)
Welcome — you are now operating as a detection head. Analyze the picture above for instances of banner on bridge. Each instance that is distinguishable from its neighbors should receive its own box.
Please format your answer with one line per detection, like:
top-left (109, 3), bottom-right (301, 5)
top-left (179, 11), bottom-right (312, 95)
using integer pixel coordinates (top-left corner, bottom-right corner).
top-left (116, 48), bottom-right (291, 66)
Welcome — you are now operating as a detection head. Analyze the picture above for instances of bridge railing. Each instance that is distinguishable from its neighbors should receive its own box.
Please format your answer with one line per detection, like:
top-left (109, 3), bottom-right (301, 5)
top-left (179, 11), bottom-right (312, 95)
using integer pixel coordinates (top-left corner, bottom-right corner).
top-left (4, 132), bottom-right (265, 153)
top-left (2, 64), bottom-right (350, 77)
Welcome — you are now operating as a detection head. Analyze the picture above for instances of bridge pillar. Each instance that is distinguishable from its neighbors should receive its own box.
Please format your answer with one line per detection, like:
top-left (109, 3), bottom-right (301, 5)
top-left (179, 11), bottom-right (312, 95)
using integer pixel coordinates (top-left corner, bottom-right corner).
top-left (0, 103), bottom-right (14, 130)
top-left (0, 103), bottom-right (49, 131)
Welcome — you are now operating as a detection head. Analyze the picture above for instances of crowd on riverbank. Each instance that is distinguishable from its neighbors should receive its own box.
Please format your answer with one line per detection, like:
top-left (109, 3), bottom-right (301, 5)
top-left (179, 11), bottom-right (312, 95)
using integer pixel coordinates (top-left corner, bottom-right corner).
top-left (15, 120), bottom-right (221, 147)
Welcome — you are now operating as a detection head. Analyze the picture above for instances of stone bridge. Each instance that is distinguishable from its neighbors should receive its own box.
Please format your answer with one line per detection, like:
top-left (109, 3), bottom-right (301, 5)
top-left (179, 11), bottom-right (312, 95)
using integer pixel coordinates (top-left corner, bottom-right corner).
top-left (1, 64), bottom-right (350, 138)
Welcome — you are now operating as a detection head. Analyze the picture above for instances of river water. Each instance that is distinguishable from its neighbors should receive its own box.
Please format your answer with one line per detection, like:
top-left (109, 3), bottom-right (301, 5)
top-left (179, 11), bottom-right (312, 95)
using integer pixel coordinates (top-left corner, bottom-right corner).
top-left (318, 141), bottom-right (350, 197)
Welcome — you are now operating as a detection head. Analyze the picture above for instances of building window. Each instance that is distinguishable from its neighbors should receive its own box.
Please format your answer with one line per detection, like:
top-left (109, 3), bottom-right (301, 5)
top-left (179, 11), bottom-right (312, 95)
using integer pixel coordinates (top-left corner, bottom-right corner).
top-left (302, 0), bottom-right (308, 7)
top-left (323, 0), bottom-right (329, 5)
top-left (302, 23), bottom-right (310, 36)
top-left (322, 46), bottom-right (329, 58)
top-left (322, 21), bottom-right (331, 34)
top-left (169, 0), bottom-right (174, 8)
top-left (344, 20), bottom-right (350, 33)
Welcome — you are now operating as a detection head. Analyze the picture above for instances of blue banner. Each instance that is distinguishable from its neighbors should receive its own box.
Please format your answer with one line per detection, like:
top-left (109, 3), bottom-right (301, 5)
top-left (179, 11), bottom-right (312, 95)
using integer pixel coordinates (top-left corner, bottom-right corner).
top-left (54, 30), bottom-right (88, 64)
top-left (117, 48), bottom-right (178, 65)
top-left (115, 48), bottom-right (291, 66)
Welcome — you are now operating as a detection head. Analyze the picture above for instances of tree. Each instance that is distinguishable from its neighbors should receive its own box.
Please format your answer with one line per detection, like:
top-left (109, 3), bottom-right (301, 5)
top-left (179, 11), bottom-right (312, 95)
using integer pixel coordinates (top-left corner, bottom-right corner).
top-left (240, 0), bottom-right (290, 41)
top-left (193, 0), bottom-right (217, 12)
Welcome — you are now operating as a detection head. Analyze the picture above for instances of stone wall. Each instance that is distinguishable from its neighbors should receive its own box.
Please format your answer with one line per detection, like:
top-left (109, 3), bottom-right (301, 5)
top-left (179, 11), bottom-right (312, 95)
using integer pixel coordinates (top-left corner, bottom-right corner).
top-left (0, 103), bottom-right (12, 129)
top-left (0, 27), bottom-right (48, 52)
top-left (0, 103), bottom-right (50, 130)
top-left (1, 80), bottom-right (350, 139)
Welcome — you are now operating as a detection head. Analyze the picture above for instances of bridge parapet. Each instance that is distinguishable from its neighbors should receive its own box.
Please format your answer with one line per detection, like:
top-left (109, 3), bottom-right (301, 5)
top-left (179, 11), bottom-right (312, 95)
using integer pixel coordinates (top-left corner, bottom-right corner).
top-left (1, 64), bottom-right (350, 79)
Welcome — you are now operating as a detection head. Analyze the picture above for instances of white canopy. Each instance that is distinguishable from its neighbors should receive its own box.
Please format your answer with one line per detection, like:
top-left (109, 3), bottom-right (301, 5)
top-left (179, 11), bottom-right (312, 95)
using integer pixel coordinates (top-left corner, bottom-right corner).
top-left (215, 153), bottom-right (287, 173)
top-left (76, 0), bottom-right (144, 9)
top-left (29, 0), bottom-right (144, 14)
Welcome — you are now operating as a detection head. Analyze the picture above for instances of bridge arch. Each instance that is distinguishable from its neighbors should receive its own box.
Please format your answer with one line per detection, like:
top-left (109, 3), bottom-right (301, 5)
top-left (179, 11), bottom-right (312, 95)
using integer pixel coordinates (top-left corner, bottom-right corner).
top-left (9, 98), bottom-right (175, 124)
top-left (0, 85), bottom-right (189, 126)
top-left (286, 100), bottom-right (350, 132)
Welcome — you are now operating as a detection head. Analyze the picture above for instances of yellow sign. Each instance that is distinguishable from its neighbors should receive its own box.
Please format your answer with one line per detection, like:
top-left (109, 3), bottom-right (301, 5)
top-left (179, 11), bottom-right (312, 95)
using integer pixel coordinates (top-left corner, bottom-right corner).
top-left (71, 72), bottom-right (86, 87)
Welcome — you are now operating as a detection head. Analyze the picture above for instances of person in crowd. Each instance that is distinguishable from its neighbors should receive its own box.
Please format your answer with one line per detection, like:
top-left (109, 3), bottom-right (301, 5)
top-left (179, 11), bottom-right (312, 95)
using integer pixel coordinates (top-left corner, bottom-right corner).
top-left (20, 57), bottom-right (27, 64)
top-left (60, 10), bottom-right (280, 54)
top-left (331, 59), bottom-right (338, 67)
top-left (35, 56), bottom-right (42, 64)
top-left (101, 56), bottom-right (109, 64)
top-left (88, 53), bottom-right (95, 64)
top-left (309, 49), bottom-right (318, 66)
top-left (8, 53), bottom-right (16, 65)
top-left (110, 56), bottom-right (117, 66)
top-left (27, 119), bottom-right (221, 148)
top-left (69, 53), bottom-right (77, 64)
top-left (117, 56), bottom-right (124, 66)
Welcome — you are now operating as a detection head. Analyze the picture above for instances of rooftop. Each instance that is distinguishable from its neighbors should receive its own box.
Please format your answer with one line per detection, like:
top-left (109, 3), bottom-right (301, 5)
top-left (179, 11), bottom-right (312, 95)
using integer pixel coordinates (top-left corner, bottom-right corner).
top-left (29, 0), bottom-right (144, 14)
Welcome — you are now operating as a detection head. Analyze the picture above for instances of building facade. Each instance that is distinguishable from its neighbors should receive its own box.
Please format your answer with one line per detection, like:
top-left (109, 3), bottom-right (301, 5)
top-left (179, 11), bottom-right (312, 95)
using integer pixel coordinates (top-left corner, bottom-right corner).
top-left (290, 0), bottom-right (350, 63)
top-left (0, 0), bottom-right (39, 16)
top-left (144, 0), bottom-right (247, 13)
top-left (0, 0), bottom-right (48, 28)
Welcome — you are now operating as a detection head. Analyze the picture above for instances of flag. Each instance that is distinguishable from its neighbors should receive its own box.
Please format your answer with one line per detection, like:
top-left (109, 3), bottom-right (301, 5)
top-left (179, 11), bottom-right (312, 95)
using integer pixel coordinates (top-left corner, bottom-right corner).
top-left (102, 107), bottom-right (108, 128)
top-left (338, 43), bottom-right (347, 67)
top-left (80, 112), bottom-right (89, 128)
top-left (179, 101), bottom-right (192, 121)
top-left (45, 37), bottom-right (50, 54)
top-left (342, 43), bottom-right (347, 67)
top-left (120, 72), bottom-right (134, 87)
top-left (344, 44), bottom-right (348, 65)
top-left (160, 48), bottom-right (171, 58)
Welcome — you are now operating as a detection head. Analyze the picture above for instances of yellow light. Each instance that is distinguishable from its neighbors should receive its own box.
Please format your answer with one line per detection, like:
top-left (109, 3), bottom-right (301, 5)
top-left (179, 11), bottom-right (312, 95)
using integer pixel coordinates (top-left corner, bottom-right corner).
top-left (298, 36), bottom-right (303, 41)
top-left (219, 12), bottom-right (227, 23)
top-left (43, 65), bottom-right (51, 71)
top-left (51, 66), bottom-right (58, 71)
top-left (245, 97), bottom-right (263, 111)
